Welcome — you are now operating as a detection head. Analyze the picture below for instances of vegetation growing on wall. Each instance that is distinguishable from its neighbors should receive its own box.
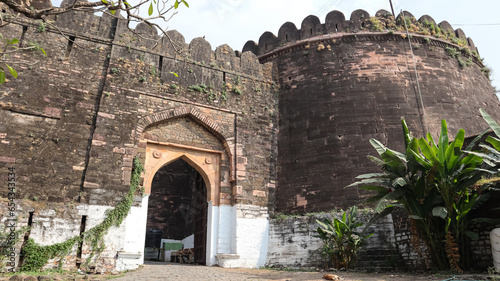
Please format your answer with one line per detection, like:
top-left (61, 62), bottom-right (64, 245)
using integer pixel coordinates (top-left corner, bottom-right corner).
top-left (366, 14), bottom-right (484, 74)
top-left (348, 112), bottom-right (500, 272)
top-left (20, 157), bottom-right (144, 272)
top-left (367, 14), bottom-right (469, 47)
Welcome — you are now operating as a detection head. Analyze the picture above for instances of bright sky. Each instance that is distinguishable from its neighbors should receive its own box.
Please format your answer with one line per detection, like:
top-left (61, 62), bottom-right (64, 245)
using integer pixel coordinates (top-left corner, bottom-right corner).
top-left (163, 0), bottom-right (500, 99)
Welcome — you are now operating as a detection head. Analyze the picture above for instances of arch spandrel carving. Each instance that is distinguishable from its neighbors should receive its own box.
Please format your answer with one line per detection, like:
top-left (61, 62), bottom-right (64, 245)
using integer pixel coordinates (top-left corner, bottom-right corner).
top-left (136, 106), bottom-right (235, 183)
top-left (138, 106), bottom-right (234, 206)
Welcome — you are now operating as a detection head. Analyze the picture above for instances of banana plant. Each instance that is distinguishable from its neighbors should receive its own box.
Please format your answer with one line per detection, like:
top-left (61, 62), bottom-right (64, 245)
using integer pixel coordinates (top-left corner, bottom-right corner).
top-left (348, 119), bottom-right (496, 271)
top-left (472, 109), bottom-right (500, 173)
top-left (315, 206), bottom-right (372, 269)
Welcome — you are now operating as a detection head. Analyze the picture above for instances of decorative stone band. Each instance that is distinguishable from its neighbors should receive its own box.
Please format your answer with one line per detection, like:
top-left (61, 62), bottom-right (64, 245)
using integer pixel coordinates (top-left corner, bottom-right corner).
top-left (255, 31), bottom-right (483, 68)
top-left (136, 106), bottom-right (235, 181)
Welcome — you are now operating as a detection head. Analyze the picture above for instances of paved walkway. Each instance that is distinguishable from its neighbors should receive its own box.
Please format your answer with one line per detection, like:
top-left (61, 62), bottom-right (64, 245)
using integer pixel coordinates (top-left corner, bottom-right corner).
top-left (111, 262), bottom-right (489, 281)
top-left (113, 261), bottom-right (324, 281)
top-left (0, 262), bottom-right (490, 281)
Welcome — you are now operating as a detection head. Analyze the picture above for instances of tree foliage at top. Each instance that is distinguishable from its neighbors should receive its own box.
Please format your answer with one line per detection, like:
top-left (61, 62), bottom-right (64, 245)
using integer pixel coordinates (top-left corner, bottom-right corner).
top-left (1, 0), bottom-right (188, 29)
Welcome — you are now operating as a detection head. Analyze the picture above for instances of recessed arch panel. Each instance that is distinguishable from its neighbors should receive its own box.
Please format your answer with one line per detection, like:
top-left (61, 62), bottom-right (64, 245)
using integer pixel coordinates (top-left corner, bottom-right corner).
top-left (143, 143), bottom-right (221, 205)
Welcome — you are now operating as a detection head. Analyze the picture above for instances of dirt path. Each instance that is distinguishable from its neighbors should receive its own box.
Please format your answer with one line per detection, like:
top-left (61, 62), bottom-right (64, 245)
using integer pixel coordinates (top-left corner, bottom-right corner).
top-left (0, 262), bottom-right (490, 280)
top-left (111, 261), bottom-right (489, 281)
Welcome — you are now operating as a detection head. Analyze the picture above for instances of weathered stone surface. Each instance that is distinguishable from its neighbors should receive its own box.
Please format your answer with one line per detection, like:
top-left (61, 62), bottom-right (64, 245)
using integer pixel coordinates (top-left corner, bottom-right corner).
top-left (0, 8), bottom-right (277, 272)
top-left (265, 34), bottom-right (500, 213)
top-left (0, 6), bottom-right (499, 273)
top-left (266, 212), bottom-right (396, 270)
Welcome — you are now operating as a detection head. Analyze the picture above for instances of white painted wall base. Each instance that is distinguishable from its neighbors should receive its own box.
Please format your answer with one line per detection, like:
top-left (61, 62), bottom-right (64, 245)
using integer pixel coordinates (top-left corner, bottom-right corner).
top-left (217, 205), bottom-right (236, 254)
top-left (216, 254), bottom-right (240, 267)
top-left (215, 204), bottom-right (269, 268)
top-left (27, 199), bottom-right (270, 272)
top-left (219, 217), bottom-right (269, 268)
top-left (206, 202), bottom-right (219, 265)
top-left (104, 200), bottom-right (271, 270)
top-left (492, 228), bottom-right (500, 272)
top-left (115, 195), bottom-right (149, 272)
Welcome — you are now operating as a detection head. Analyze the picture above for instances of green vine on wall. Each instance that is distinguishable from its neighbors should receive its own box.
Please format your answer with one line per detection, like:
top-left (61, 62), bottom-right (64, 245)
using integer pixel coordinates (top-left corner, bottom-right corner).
top-left (20, 157), bottom-right (144, 272)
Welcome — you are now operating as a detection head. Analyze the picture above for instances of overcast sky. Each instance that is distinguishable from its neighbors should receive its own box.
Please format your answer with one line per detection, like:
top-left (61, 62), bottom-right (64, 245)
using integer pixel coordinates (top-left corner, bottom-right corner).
top-left (162, 0), bottom-right (500, 99)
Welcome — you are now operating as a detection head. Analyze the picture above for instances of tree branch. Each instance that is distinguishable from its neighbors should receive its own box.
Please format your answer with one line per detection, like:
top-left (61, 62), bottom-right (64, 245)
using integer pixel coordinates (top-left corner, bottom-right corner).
top-left (2, 0), bottom-right (109, 19)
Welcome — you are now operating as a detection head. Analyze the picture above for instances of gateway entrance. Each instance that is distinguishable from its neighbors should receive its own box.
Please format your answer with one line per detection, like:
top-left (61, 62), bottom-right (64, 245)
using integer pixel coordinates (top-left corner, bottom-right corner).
top-left (144, 158), bottom-right (207, 264)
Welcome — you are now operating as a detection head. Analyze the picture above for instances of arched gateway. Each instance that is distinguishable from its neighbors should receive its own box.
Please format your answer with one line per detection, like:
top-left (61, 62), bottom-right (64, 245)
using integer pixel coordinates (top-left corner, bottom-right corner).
top-left (116, 105), bottom-right (270, 271)
top-left (132, 107), bottom-right (234, 265)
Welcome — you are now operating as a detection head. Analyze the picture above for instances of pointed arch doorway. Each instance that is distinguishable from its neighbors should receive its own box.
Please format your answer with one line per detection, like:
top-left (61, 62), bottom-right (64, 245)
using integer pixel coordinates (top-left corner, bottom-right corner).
top-left (142, 141), bottom-right (223, 265)
top-left (145, 157), bottom-right (208, 264)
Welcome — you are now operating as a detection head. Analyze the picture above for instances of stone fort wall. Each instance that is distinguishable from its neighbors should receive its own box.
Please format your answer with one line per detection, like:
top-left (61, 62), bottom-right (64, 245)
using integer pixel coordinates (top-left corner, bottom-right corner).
top-left (243, 9), bottom-right (500, 213)
top-left (0, 8), bottom-right (278, 271)
top-left (0, 10), bottom-right (278, 206)
top-left (0, 7), bottom-right (499, 272)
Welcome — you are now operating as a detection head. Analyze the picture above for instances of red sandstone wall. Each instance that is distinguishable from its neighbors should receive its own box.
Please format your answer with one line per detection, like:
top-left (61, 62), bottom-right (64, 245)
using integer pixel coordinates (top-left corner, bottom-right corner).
top-left (245, 10), bottom-right (500, 213)
top-left (0, 11), bottom-right (277, 216)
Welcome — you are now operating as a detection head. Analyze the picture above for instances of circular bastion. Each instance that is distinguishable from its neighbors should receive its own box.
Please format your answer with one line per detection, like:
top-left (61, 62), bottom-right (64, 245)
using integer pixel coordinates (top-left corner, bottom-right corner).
top-left (242, 9), bottom-right (500, 213)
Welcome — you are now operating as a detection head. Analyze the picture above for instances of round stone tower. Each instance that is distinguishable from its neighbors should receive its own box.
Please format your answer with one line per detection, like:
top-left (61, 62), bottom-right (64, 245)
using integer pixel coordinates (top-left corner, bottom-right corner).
top-left (243, 10), bottom-right (500, 213)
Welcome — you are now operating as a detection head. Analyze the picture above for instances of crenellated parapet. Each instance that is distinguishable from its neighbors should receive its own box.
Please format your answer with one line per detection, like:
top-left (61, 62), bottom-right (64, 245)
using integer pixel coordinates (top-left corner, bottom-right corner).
top-left (3, 7), bottom-right (268, 82)
top-left (243, 9), bottom-right (480, 62)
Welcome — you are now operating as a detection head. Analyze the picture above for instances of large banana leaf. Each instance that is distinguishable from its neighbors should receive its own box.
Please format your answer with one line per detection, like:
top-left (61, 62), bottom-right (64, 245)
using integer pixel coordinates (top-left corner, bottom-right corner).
top-left (358, 185), bottom-right (392, 193)
top-left (408, 147), bottom-right (433, 169)
top-left (462, 150), bottom-right (497, 166)
top-left (480, 108), bottom-right (500, 137)
top-left (418, 138), bottom-right (440, 164)
top-left (354, 173), bottom-right (390, 179)
top-left (402, 119), bottom-right (412, 149)
top-left (479, 144), bottom-right (500, 163)
top-left (445, 129), bottom-right (465, 170)
top-left (432, 206), bottom-right (448, 219)
top-left (486, 136), bottom-right (500, 151)
top-left (374, 188), bottom-right (406, 213)
top-left (437, 120), bottom-right (449, 163)
top-left (345, 177), bottom-right (392, 188)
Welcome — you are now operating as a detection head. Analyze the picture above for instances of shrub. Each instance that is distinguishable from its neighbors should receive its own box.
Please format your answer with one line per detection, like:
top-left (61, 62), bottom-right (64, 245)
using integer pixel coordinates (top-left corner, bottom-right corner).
top-left (315, 206), bottom-right (372, 269)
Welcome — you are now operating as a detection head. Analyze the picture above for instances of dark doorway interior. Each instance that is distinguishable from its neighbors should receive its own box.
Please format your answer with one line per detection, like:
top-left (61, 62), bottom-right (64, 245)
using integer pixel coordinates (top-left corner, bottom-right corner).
top-left (145, 158), bottom-right (207, 264)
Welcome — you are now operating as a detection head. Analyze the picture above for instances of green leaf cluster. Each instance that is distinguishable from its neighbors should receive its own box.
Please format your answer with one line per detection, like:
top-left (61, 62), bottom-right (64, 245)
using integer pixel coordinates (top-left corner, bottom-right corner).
top-left (0, 35), bottom-right (19, 84)
top-left (174, 0), bottom-right (189, 9)
top-left (315, 206), bottom-right (373, 269)
top-left (348, 113), bottom-right (500, 271)
top-left (0, 33), bottom-right (46, 84)
top-left (188, 84), bottom-right (209, 93)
